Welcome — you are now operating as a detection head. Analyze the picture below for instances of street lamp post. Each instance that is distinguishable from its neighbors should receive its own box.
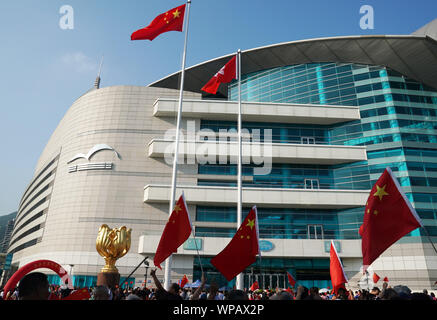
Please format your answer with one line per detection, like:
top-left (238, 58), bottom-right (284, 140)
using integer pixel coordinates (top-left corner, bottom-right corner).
top-left (144, 260), bottom-right (150, 288)
top-left (69, 264), bottom-right (75, 287)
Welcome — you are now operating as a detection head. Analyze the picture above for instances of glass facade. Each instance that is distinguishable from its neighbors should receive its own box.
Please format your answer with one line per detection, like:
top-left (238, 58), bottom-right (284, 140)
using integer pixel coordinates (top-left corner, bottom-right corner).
top-left (193, 257), bottom-right (332, 289)
top-left (198, 62), bottom-right (437, 238)
top-left (196, 206), bottom-right (362, 240)
top-left (46, 274), bottom-right (135, 289)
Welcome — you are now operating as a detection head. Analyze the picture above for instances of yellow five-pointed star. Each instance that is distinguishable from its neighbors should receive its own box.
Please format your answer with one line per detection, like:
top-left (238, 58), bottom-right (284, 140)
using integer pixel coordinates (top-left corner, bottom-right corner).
top-left (246, 219), bottom-right (255, 230)
top-left (374, 184), bottom-right (389, 201)
top-left (173, 9), bottom-right (181, 19)
top-left (174, 204), bottom-right (182, 213)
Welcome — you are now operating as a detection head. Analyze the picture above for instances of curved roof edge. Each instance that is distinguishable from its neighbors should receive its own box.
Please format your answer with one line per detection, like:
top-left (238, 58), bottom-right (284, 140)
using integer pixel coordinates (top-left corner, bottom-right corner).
top-left (148, 34), bottom-right (437, 95)
top-left (413, 18), bottom-right (437, 40)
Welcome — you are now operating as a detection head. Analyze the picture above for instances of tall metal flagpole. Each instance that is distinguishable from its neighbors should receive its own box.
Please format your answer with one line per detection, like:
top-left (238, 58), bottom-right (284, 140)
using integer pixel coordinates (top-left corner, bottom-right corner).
top-left (236, 49), bottom-right (244, 290)
top-left (164, 0), bottom-right (192, 291)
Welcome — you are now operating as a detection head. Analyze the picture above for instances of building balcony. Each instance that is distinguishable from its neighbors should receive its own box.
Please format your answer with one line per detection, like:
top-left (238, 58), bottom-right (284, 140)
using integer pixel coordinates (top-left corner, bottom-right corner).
top-left (144, 184), bottom-right (369, 209)
top-left (153, 98), bottom-right (361, 124)
top-left (147, 139), bottom-right (367, 165)
top-left (138, 234), bottom-right (361, 258)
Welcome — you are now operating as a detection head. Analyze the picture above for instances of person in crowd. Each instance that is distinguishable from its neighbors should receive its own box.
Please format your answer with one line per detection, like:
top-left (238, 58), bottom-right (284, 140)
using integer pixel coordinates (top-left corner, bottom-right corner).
top-left (226, 289), bottom-right (248, 300)
top-left (17, 272), bottom-right (50, 300)
top-left (295, 285), bottom-right (309, 300)
top-left (150, 268), bottom-right (182, 300)
top-left (269, 290), bottom-right (293, 300)
top-left (92, 285), bottom-right (111, 300)
top-left (190, 273), bottom-right (206, 300)
top-left (306, 287), bottom-right (323, 300)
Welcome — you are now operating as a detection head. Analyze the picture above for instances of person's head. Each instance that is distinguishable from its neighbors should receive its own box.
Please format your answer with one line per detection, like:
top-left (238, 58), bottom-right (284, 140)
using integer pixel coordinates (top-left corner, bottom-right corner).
top-left (269, 291), bottom-right (293, 300)
top-left (227, 290), bottom-right (248, 300)
top-left (296, 286), bottom-right (309, 300)
top-left (92, 286), bottom-right (111, 300)
top-left (411, 293), bottom-right (431, 300)
top-left (309, 287), bottom-right (319, 296)
top-left (423, 289), bottom-right (428, 295)
top-left (431, 292), bottom-right (435, 298)
top-left (381, 288), bottom-right (400, 300)
top-left (370, 287), bottom-right (380, 295)
top-left (169, 283), bottom-right (180, 295)
top-left (126, 293), bottom-right (142, 300)
top-left (18, 272), bottom-right (49, 300)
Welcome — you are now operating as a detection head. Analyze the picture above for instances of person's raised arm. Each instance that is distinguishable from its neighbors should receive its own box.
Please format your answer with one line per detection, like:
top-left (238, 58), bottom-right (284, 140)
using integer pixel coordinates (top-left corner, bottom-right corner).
top-left (190, 273), bottom-right (206, 300)
top-left (378, 281), bottom-right (388, 299)
top-left (150, 269), bottom-right (166, 292)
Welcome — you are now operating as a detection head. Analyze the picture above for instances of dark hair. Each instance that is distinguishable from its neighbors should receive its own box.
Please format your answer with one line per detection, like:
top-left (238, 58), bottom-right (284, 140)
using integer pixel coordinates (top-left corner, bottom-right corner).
top-left (381, 288), bottom-right (400, 300)
top-left (227, 290), bottom-right (248, 300)
top-left (18, 272), bottom-right (48, 298)
top-left (411, 293), bottom-right (432, 301)
top-left (170, 283), bottom-right (180, 292)
top-left (309, 287), bottom-right (319, 295)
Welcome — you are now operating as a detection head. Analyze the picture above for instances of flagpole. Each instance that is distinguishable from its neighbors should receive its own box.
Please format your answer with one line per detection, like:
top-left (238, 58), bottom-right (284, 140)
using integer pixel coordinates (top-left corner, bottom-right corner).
top-left (421, 225), bottom-right (437, 256)
top-left (236, 49), bottom-right (244, 290)
top-left (164, 0), bottom-right (192, 291)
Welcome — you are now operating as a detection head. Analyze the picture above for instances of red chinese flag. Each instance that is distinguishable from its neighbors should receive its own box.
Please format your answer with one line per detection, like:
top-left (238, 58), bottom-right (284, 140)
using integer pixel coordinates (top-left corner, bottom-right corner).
top-left (131, 4), bottom-right (186, 41)
top-left (330, 241), bottom-right (348, 293)
top-left (180, 275), bottom-right (189, 289)
top-left (210, 207), bottom-right (260, 281)
top-left (359, 168), bottom-right (423, 269)
top-left (154, 194), bottom-right (192, 269)
top-left (62, 288), bottom-right (91, 301)
top-left (201, 56), bottom-right (237, 95)
top-left (287, 271), bottom-right (296, 287)
top-left (373, 272), bottom-right (380, 284)
top-left (383, 277), bottom-right (389, 282)
top-left (250, 281), bottom-right (259, 291)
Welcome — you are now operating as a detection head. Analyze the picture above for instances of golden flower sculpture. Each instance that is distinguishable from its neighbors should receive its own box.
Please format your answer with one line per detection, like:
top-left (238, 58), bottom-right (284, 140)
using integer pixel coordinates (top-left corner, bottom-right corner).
top-left (96, 225), bottom-right (132, 273)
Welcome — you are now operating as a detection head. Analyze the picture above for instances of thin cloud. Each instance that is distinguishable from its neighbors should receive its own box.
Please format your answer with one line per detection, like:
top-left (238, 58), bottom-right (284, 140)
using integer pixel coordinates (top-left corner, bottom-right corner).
top-left (61, 52), bottom-right (97, 73)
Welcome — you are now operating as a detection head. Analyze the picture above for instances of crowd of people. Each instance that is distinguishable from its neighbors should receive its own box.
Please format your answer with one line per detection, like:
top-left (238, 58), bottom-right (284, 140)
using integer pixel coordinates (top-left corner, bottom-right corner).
top-left (0, 270), bottom-right (436, 301)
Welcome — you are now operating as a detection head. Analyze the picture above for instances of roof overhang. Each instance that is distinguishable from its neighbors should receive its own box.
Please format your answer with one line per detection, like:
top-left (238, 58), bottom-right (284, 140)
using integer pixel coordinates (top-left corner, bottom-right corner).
top-left (148, 35), bottom-right (437, 95)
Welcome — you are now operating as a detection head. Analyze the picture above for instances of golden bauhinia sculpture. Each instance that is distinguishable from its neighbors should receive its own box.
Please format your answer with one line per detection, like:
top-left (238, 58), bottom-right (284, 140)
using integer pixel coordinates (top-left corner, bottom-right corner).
top-left (96, 225), bottom-right (132, 273)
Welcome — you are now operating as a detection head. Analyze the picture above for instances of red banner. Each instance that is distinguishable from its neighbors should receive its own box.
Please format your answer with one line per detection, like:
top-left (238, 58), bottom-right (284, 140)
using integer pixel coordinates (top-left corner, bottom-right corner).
top-left (3, 260), bottom-right (72, 300)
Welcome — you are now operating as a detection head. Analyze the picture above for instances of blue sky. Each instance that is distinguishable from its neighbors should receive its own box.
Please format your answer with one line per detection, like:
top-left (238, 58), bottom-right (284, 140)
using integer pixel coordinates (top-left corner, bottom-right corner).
top-left (0, 0), bottom-right (436, 215)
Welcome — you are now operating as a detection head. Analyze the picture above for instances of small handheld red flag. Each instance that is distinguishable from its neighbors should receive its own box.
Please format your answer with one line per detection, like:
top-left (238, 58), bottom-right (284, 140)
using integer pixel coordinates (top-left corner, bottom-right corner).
top-left (383, 276), bottom-right (389, 282)
top-left (250, 281), bottom-right (259, 291)
top-left (180, 275), bottom-right (189, 288)
top-left (131, 4), bottom-right (186, 41)
top-left (360, 168), bottom-right (422, 270)
top-left (201, 56), bottom-right (237, 95)
top-left (330, 241), bottom-right (348, 293)
top-left (287, 271), bottom-right (296, 287)
top-left (211, 207), bottom-right (260, 281)
top-left (373, 272), bottom-right (380, 284)
top-left (154, 194), bottom-right (192, 269)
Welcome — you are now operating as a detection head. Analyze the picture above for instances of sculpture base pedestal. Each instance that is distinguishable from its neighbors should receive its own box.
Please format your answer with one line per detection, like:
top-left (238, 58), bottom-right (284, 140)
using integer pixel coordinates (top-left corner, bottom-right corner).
top-left (97, 272), bottom-right (120, 290)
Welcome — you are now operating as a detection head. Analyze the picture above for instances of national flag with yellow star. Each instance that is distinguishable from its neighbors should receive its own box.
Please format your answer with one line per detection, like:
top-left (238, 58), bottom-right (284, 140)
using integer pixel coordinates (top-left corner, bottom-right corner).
top-left (359, 167), bottom-right (423, 270)
top-left (210, 206), bottom-right (260, 281)
top-left (131, 4), bottom-right (186, 41)
top-left (154, 193), bottom-right (192, 269)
